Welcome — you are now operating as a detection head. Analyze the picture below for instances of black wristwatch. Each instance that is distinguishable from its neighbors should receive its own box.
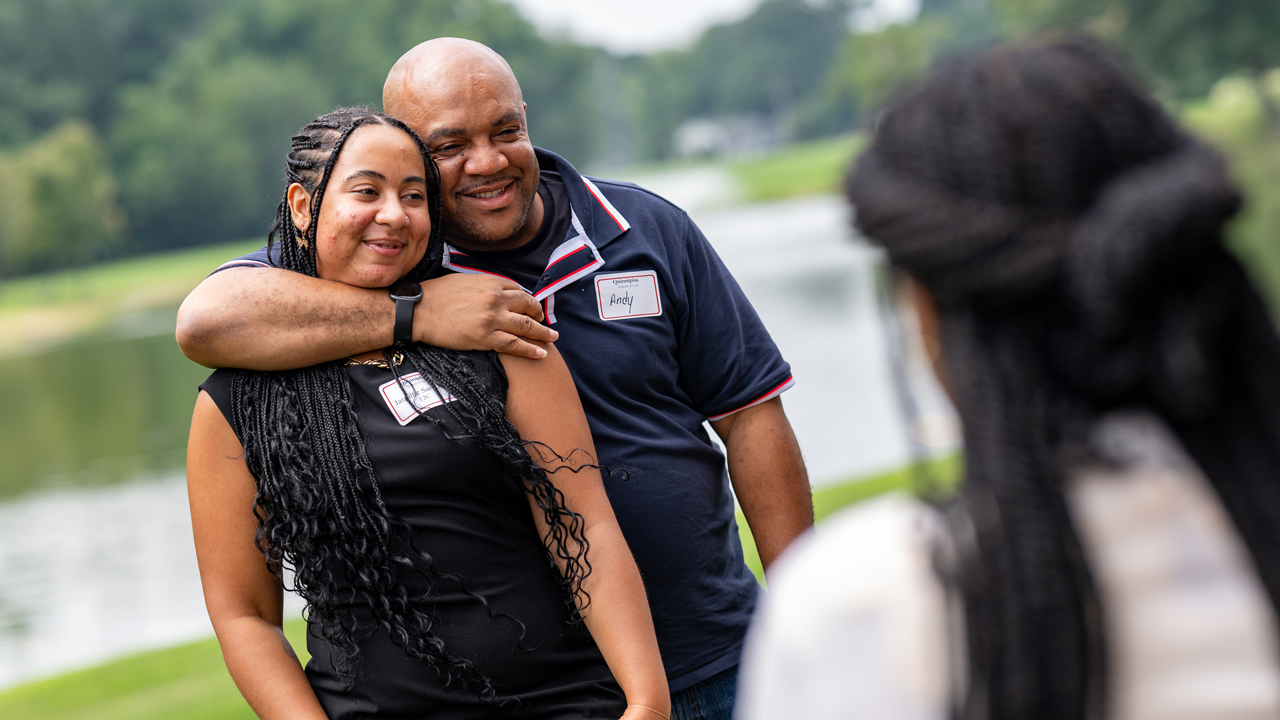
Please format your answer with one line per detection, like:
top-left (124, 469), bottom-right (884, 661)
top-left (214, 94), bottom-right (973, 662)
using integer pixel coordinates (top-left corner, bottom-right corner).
top-left (389, 280), bottom-right (422, 347)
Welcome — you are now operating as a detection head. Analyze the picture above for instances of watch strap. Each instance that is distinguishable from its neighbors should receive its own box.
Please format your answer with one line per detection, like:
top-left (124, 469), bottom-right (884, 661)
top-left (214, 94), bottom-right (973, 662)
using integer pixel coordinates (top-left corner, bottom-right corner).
top-left (393, 297), bottom-right (414, 347)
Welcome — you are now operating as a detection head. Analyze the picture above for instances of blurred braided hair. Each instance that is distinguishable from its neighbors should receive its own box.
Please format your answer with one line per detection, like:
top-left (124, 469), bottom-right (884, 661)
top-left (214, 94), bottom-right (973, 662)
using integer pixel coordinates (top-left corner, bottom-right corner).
top-left (229, 107), bottom-right (591, 697)
top-left (846, 38), bottom-right (1280, 720)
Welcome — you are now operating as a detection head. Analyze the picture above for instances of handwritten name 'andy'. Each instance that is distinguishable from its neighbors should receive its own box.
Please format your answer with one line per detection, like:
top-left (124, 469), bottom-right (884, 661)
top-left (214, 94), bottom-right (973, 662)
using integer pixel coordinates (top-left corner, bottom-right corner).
top-left (609, 292), bottom-right (636, 313)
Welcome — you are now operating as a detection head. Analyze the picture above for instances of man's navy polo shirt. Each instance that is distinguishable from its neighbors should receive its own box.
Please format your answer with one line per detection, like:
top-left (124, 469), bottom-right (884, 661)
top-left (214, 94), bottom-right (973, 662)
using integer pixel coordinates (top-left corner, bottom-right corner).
top-left (213, 148), bottom-right (795, 691)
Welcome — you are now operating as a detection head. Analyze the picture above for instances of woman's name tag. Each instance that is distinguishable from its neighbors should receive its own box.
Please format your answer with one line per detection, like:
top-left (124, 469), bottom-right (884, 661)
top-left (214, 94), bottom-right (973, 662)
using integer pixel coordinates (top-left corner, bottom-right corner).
top-left (378, 372), bottom-right (456, 426)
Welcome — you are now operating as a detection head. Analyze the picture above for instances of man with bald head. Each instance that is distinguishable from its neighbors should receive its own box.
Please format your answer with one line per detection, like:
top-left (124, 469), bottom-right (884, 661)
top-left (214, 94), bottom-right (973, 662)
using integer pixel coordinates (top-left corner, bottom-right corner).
top-left (177, 38), bottom-right (812, 719)
top-left (382, 40), bottom-right (546, 255)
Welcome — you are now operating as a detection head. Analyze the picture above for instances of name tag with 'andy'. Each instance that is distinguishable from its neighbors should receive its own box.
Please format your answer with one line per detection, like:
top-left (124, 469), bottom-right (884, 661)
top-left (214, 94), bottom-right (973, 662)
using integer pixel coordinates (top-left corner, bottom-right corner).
top-left (378, 372), bottom-right (456, 426)
top-left (595, 270), bottom-right (662, 321)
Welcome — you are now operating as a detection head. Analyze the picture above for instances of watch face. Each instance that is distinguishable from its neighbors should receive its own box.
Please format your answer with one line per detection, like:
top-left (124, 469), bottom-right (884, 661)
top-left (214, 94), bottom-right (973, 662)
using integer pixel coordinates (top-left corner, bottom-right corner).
top-left (389, 280), bottom-right (423, 302)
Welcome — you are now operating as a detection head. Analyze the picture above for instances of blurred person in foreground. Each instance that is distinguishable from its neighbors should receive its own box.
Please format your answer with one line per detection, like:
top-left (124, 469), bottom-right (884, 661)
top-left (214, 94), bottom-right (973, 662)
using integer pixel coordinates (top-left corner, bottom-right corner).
top-left (178, 38), bottom-right (812, 720)
top-left (737, 38), bottom-right (1280, 720)
top-left (188, 106), bottom-right (667, 719)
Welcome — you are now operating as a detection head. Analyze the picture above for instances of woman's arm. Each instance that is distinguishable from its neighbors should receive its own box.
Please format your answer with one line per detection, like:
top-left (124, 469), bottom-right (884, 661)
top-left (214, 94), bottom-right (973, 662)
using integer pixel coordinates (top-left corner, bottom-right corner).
top-left (501, 345), bottom-right (670, 720)
top-left (187, 391), bottom-right (329, 719)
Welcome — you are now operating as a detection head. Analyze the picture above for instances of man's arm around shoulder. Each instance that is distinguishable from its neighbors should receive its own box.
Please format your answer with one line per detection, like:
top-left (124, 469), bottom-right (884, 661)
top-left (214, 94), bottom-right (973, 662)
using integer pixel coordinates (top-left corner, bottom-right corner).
top-left (176, 267), bottom-right (557, 370)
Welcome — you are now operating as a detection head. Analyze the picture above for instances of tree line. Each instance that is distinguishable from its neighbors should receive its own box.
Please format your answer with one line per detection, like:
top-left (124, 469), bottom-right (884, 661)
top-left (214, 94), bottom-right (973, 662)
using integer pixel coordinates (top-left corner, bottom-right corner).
top-left (0, 0), bottom-right (1277, 277)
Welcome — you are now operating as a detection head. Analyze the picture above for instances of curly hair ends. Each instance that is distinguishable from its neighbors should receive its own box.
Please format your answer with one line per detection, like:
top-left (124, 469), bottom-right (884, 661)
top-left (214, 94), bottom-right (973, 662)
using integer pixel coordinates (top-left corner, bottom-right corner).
top-left (847, 38), bottom-right (1280, 719)
top-left (228, 107), bottom-right (592, 698)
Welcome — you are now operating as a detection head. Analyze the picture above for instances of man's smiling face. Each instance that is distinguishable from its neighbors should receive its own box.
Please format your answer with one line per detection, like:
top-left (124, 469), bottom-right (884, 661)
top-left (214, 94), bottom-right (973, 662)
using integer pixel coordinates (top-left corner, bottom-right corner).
top-left (386, 46), bottom-right (542, 252)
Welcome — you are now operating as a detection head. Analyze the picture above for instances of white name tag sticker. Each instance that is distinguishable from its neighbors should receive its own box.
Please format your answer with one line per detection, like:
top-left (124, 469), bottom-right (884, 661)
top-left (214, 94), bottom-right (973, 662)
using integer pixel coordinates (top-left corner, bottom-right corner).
top-left (378, 372), bottom-right (456, 426)
top-left (595, 271), bottom-right (662, 321)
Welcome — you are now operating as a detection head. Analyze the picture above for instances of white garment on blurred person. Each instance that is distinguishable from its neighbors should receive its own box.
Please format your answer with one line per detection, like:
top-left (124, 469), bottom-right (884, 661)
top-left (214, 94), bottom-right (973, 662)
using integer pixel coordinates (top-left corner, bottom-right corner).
top-left (736, 493), bottom-right (949, 720)
top-left (736, 413), bottom-right (1280, 720)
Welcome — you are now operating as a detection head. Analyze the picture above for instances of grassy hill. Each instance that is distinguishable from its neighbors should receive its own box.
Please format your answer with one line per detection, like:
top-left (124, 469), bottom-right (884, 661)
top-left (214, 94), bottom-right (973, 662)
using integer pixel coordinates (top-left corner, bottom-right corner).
top-left (0, 239), bottom-right (260, 358)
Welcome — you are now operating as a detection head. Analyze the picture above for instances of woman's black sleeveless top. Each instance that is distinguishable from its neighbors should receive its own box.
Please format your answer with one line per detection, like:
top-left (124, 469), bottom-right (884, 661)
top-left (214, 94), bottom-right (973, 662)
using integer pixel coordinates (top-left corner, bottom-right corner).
top-left (200, 350), bottom-right (625, 719)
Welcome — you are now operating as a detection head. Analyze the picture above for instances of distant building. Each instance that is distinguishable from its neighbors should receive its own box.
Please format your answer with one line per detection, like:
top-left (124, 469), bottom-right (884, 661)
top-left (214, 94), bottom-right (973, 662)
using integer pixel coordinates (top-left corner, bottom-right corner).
top-left (673, 113), bottom-right (790, 159)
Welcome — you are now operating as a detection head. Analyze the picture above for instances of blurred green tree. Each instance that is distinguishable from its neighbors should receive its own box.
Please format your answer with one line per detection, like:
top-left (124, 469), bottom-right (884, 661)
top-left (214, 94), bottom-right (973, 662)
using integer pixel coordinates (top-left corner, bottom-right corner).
top-left (1183, 75), bottom-right (1280, 314)
top-left (0, 122), bottom-right (126, 276)
top-left (0, 0), bottom-right (1021, 260)
top-left (622, 0), bottom-right (857, 158)
top-left (0, 0), bottom-right (222, 148)
top-left (918, 0), bottom-right (998, 48)
top-left (107, 0), bottom-right (603, 251)
top-left (992, 0), bottom-right (1280, 127)
top-left (111, 53), bottom-right (334, 252)
top-left (168, 0), bottom-right (605, 163)
top-left (801, 17), bottom-right (950, 134)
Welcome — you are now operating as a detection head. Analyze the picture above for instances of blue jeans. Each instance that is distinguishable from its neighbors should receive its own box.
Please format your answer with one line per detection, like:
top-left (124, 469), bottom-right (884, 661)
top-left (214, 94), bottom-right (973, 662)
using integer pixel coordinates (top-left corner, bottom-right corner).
top-left (670, 665), bottom-right (738, 720)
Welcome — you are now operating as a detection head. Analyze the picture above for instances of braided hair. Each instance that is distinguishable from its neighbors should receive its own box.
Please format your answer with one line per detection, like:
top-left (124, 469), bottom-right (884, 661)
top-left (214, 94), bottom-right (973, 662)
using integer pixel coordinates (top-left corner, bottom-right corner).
top-left (846, 39), bottom-right (1280, 720)
top-left (229, 107), bottom-right (592, 696)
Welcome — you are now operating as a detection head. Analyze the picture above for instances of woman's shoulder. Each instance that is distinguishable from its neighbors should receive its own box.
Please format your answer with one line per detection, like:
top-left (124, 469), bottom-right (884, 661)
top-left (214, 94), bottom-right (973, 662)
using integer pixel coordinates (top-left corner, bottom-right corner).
top-left (737, 493), bottom-right (949, 720)
top-left (465, 349), bottom-right (506, 381)
top-left (444, 348), bottom-right (508, 395)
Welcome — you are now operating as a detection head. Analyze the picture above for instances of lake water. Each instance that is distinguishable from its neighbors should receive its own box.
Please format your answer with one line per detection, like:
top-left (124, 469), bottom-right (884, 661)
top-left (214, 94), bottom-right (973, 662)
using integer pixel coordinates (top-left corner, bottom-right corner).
top-left (0, 194), bottom-right (954, 690)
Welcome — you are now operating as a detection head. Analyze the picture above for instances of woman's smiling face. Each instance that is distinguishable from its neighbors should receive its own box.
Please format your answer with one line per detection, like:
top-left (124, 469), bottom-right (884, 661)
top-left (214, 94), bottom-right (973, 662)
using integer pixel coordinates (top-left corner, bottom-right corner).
top-left (289, 123), bottom-right (432, 288)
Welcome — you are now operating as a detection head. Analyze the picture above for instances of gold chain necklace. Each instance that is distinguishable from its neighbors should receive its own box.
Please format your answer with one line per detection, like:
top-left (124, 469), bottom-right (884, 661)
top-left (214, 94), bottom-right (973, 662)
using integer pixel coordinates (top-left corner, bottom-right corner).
top-left (344, 350), bottom-right (406, 369)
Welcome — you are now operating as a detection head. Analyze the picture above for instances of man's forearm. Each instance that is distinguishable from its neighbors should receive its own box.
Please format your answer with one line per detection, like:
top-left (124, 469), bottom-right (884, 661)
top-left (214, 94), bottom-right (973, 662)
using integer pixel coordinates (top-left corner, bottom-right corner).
top-left (177, 268), bottom-right (392, 370)
top-left (712, 397), bottom-right (813, 573)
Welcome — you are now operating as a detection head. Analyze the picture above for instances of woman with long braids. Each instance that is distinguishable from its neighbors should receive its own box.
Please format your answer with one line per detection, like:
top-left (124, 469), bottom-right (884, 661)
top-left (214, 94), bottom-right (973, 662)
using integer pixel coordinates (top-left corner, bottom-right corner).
top-left (186, 106), bottom-right (668, 719)
top-left (739, 39), bottom-right (1280, 719)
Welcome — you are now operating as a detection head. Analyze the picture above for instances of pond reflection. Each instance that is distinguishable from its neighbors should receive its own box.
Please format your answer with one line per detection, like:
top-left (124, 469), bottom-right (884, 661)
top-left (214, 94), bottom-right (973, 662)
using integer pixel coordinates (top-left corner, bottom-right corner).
top-left (0, 309), bottom-right (205, 499)
top-left (0, 309), bottom-right (258, 688)
top-left (0, 475), bottom-right (205, 686)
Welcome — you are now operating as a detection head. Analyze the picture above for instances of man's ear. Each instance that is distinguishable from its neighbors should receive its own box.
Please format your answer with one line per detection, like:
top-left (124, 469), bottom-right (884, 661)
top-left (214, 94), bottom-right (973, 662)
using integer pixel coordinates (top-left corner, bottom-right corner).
top-left (287, 183), bottom-right (312, 234)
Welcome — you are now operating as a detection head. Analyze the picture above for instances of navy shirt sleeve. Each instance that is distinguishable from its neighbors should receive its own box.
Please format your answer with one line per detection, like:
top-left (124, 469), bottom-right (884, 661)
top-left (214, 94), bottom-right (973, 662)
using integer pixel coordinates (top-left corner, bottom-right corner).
top-left (207, 244), bottom-right (278, 275)
top-left (672, 213), bottom-right (794, 421)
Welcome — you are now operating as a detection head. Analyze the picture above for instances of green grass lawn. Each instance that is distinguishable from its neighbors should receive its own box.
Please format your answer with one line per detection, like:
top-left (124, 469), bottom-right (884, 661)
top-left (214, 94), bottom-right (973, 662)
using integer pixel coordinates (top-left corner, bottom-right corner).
top-left (737, 455), bottom-right (960, 583)
top-left (0, 239), bottom-right (261, 313)
top-left (0, 621), bottom-right (310, 720)
top-left (0, 460), bottom-right (960, 720)
top-left (728, 133), bottom-right (866, 203)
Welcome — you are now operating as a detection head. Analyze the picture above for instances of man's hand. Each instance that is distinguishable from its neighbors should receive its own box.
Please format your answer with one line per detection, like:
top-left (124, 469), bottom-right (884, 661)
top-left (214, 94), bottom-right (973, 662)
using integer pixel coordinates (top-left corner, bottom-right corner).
top-left (710, 397), bottom-right (813, 575)
top-left (417, 274), bottom-right (557, 359)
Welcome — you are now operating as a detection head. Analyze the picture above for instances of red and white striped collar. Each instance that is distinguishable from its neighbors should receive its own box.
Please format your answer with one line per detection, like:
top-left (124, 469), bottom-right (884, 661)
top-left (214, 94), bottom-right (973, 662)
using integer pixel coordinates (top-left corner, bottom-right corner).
top-left (581, 176), bottom-right (630, 235)
top-left (535, 147), bottom-right (631, 250)
top-left (441, 208), bottom-right (605, 301)
top-left (439, 150), bottom-right (630, 316)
